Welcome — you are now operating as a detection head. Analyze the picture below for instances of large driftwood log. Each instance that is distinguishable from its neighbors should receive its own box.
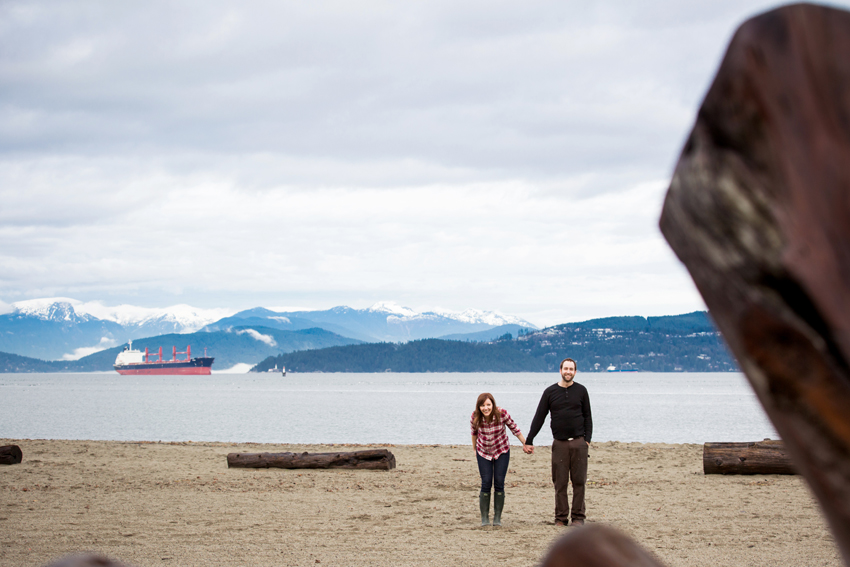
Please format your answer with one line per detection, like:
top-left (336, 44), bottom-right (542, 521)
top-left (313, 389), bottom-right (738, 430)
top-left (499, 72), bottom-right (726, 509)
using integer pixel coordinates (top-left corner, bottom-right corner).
top-left (227, 449), bottom-right (396, 470)
top-left (0, 444), bottom-right (22, 465)
top-left (703, 440), bottom-right (796, 475)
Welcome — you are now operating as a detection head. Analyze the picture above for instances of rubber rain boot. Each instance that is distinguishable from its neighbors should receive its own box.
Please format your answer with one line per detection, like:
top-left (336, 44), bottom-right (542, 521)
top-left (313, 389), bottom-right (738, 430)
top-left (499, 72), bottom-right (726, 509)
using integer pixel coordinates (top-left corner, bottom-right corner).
top-left (479, 492), bottom-right (491, 526)
top-left (493, 492), bottom-right (505, 526)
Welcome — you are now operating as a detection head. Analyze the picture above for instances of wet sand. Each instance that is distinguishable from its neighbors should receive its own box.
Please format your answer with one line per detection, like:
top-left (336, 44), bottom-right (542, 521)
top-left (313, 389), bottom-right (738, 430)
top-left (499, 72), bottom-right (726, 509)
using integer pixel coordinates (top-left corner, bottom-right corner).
top-left (0, 438), bottom-right (839, 567)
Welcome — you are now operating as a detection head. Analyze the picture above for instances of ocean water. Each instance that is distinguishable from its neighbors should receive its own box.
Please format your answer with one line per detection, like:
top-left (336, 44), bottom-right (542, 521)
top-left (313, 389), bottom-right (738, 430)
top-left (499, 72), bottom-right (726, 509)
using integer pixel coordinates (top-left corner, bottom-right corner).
top-left (0, 372), bottom-right (777, 445)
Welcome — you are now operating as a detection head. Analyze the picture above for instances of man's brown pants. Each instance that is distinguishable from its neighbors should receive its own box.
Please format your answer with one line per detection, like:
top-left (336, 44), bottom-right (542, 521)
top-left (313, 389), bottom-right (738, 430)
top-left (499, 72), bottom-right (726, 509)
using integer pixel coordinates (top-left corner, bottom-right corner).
top-left (552, 437), bottom-right (588, 523)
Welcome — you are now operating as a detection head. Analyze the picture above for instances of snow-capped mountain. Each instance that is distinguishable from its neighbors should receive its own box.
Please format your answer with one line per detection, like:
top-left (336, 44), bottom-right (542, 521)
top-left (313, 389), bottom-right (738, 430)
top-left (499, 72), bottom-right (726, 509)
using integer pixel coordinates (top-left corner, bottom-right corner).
top-left (390, 306), bottom-right (530, 327)
top-left (13, 298), bottom-right (233, 334)
top-left (2, 299), bottom-right (236, 361)
top-left (12, 298), bottom-right (97, 323)
top-left (67, 300), bottom-right (232, 333)
top-left (0, 297), bottom-right (538, 361)
top-left (220, 302), bottom-right (538, 343)
top-left (366, 301), bottom-right (528, 325)
top-left (366, 301), bottom-right (417, 317)
top-left (1, 300), bottom-right (125, 361)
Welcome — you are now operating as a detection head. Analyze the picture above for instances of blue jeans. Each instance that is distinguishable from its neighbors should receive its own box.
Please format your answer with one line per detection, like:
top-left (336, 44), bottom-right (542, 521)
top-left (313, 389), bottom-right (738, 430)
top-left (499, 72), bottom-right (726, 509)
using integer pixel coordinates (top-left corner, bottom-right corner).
top-left (477, 450), bottom-right (510, 493)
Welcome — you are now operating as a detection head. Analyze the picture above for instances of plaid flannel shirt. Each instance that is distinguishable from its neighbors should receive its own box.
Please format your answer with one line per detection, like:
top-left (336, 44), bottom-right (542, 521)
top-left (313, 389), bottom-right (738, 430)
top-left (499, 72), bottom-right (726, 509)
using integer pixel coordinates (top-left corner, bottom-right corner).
top-left (471, 408), bottom-right (522, 460)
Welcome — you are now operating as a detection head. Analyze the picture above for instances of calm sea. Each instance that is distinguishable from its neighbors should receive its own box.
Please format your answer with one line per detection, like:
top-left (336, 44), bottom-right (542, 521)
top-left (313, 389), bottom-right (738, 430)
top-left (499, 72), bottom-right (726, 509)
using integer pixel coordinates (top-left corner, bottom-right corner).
top-left (0, 372), bottom-right (776, 445)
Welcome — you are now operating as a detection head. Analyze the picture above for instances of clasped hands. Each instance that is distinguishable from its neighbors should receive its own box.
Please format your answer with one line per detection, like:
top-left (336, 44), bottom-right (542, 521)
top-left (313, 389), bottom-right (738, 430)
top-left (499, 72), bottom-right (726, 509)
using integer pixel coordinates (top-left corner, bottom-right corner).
top-left (520, 442), bottom-right (589, 455)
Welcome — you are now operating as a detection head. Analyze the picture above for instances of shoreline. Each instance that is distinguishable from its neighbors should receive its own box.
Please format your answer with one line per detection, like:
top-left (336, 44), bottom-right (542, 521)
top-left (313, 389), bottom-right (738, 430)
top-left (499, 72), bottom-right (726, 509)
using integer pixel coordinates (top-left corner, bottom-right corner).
top-left (1, 438), bottom-right (838, 567)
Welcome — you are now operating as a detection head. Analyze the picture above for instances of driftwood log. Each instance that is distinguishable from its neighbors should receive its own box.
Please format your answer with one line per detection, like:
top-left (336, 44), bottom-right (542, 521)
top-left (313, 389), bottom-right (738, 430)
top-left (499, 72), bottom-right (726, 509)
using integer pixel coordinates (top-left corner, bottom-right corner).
top-left (545, 3), bottom-right (850, 566)
top-left (703, 440), bottom-right (796, 475)
top-left (227, 449), bottom-right (396, 470)
top-left (0, 444), bottom-right (22, 465)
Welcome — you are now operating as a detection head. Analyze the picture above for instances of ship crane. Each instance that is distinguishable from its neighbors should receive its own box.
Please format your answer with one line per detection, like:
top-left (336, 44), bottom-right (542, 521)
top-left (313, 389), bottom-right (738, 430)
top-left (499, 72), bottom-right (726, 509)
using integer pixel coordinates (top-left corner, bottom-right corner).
top-left (172, 346), bottom-right (192, 362)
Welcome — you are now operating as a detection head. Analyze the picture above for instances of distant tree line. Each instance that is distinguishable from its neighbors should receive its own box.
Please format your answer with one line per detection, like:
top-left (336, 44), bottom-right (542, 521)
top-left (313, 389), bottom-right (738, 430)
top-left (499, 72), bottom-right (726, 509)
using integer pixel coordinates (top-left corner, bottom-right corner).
top-left (255, 339), bottom-right (548, 373)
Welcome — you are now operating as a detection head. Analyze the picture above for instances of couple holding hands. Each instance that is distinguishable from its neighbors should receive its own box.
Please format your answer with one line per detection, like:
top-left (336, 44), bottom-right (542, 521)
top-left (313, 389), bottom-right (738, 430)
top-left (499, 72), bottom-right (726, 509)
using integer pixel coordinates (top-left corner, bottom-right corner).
top-left (471, 358), bottom-right (592, 527)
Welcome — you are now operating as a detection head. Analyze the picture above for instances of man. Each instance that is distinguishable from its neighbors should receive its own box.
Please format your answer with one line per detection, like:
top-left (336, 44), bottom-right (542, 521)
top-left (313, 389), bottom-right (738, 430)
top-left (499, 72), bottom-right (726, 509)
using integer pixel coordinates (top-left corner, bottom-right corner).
top-left (523, 357), bottom-right (592, 526)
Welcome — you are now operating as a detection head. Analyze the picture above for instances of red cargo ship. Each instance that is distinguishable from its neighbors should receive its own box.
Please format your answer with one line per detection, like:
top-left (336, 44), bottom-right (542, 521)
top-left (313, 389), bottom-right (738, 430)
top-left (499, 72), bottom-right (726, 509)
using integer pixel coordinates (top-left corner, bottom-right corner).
top-left (114, 341), bottom-right (214, 375)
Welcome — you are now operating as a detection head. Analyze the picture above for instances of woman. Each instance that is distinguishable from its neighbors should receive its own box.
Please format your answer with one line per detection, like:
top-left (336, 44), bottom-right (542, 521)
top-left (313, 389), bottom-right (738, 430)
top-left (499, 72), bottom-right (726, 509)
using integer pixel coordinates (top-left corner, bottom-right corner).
top-left (471, 392), bottom-right (527, 526)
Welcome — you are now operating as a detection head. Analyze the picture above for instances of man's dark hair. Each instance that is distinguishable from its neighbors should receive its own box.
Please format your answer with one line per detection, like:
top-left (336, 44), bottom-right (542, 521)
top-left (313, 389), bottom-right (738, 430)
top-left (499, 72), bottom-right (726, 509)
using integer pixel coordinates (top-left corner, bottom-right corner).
top-left (560, 357), bottom-right (577, 371)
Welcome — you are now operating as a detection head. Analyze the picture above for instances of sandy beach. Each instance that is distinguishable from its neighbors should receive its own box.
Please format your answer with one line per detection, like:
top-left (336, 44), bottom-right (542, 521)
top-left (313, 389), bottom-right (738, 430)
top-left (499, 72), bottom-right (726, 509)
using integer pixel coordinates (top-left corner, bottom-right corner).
top-left (0, 438), bottom-right (839, 567)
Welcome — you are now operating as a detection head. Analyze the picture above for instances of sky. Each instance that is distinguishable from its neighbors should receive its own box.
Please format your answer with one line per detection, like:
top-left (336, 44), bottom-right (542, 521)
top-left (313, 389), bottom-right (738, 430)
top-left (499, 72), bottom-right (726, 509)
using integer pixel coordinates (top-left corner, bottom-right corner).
top-left (2, 1), bottom-right (842, 327)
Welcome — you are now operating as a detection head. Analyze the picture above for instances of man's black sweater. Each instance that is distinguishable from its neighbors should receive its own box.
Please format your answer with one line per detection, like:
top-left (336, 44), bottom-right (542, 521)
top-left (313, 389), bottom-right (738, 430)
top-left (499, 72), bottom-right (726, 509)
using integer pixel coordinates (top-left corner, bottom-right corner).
top-left (526, 381), bottom-right (592, 445)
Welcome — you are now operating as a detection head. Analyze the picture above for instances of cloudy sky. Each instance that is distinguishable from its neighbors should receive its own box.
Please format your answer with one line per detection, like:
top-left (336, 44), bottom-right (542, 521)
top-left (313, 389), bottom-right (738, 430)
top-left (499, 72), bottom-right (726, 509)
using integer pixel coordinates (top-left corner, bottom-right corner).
top-left (1, 1), bottom-right (839, 327)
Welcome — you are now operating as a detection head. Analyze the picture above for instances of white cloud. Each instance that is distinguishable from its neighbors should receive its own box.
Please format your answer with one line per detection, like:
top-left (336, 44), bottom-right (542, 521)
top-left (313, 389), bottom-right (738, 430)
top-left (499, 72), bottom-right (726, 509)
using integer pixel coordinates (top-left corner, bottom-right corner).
top-left (0, 156), bottom-right (704, 326)
top-left (61, 336), bottom-right (117, 360)
top-left (234, 328), bottom-right (276, 347)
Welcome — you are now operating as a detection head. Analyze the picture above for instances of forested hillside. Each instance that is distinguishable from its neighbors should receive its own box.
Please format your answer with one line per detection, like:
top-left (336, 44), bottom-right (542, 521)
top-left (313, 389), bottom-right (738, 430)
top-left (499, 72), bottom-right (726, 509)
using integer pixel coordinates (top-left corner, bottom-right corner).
top-left (513, 311), bottom-right (734, 372)
top-left (253, 311), bottom-right (738, 373)
top-left (0, 351), bottom-right (62, 373)
top-left (254, 339), bottom-right (547, 373)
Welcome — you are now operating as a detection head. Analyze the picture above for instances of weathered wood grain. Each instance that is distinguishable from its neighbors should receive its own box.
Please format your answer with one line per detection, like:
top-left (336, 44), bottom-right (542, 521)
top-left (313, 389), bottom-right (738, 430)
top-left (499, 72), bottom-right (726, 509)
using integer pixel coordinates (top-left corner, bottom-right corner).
top-left (226, 449), bottom-right (396, 470)
top-left (703, 440), bottom-right (796, 475)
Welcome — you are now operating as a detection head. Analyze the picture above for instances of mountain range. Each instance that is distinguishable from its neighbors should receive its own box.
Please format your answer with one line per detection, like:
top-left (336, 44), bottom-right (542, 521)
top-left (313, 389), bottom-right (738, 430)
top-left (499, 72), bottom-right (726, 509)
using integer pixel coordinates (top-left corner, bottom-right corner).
top-left (0, 298), bottom-right (537, 364)
top-left (203, 302), bottom-right (533, 343)
top-left (0, 298), bottom-right (738, 374)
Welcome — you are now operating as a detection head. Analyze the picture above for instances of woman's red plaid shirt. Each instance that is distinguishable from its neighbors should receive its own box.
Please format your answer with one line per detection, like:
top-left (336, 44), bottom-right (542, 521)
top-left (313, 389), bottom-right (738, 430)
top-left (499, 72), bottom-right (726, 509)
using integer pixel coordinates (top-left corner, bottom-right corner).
top-left (471, 408), bottom-right (523, 460)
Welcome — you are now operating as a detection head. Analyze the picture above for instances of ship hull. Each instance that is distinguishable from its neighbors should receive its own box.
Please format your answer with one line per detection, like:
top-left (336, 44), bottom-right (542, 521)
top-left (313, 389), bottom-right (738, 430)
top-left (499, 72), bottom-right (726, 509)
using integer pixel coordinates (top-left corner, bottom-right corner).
top-left (114, 357), bottom-right (214, 376)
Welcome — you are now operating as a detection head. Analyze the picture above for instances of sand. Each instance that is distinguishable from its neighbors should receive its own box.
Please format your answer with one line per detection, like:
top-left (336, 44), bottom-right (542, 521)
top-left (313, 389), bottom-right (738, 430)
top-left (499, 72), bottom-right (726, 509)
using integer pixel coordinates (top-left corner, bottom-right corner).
top-left (0, 438), bottom-right (840, 567)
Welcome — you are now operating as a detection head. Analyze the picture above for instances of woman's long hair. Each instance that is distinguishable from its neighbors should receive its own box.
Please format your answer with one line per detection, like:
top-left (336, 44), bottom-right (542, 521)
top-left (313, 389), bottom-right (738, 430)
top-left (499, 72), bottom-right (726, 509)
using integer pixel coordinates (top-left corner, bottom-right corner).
top-left (472, 392), bottom-right (501, 430)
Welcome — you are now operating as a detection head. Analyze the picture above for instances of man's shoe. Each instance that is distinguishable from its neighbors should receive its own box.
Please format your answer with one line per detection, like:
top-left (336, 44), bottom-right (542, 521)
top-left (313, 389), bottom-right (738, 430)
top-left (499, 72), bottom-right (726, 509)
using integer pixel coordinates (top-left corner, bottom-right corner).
top-left (554, 519), bottom-right (567, 526)
top-left (571, 519), bottom-right (585, 526)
